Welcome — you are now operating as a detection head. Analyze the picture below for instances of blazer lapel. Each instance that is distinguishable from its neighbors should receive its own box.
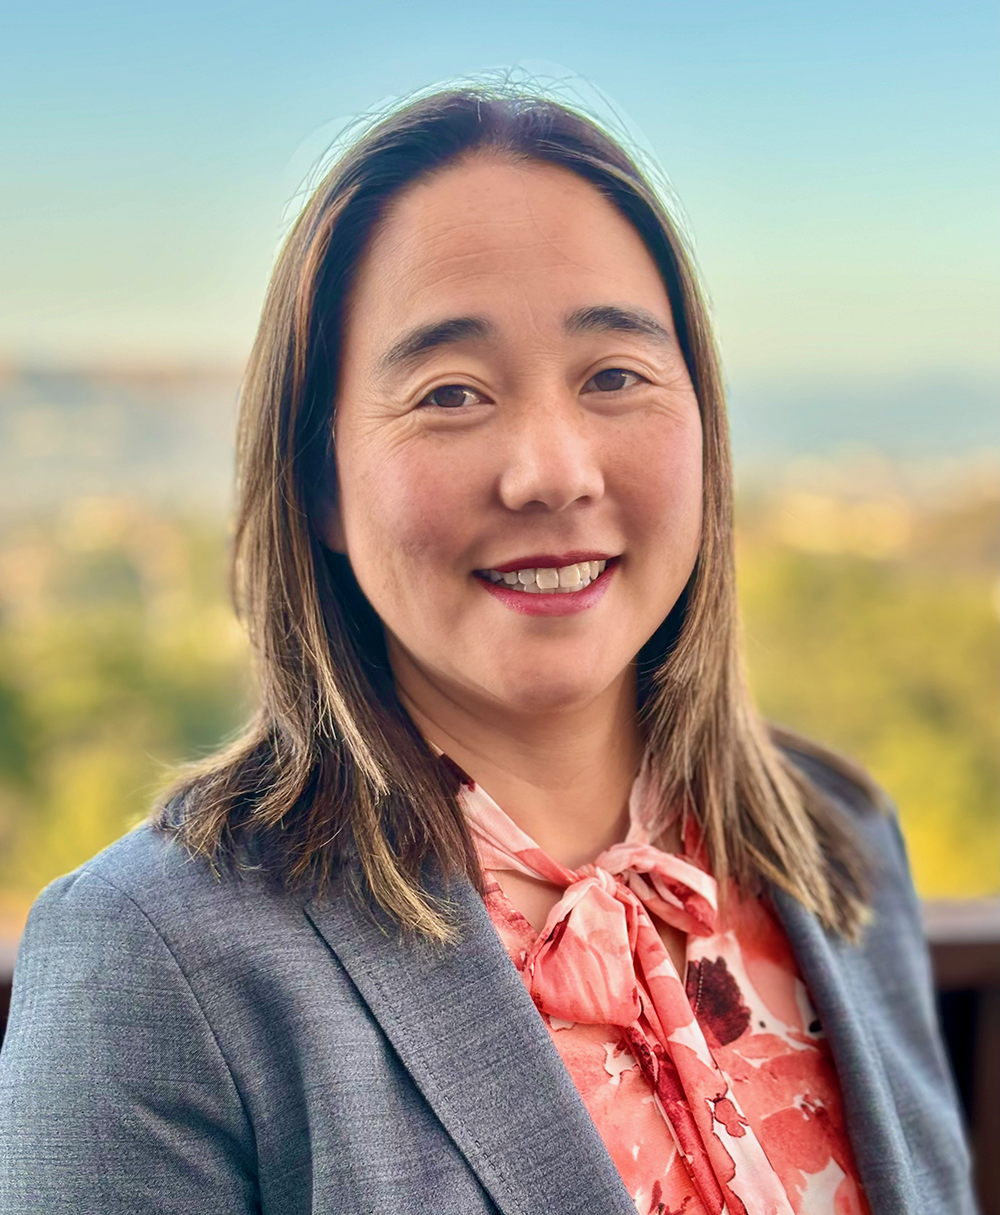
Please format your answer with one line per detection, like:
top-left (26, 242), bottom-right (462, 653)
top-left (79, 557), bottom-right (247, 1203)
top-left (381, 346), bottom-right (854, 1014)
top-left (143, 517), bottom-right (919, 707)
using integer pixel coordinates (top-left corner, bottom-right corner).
top-left (772, 887), bottom-right (919, 1215)
top-left (305, 870), bottom-right (636, 1215)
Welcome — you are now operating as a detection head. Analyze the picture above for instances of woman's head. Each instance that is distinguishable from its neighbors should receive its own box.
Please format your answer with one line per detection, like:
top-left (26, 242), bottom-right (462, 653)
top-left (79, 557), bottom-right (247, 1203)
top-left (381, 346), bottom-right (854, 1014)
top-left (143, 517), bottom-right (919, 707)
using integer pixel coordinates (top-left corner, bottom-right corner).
top-left (235, 87), bottom-right (737, 775)
top-left (162, 85), bottom-right (872, 940)
top-left (248, 88), bottom-right (733, 714)
top-left (327, 151), bottom-right (703, 725)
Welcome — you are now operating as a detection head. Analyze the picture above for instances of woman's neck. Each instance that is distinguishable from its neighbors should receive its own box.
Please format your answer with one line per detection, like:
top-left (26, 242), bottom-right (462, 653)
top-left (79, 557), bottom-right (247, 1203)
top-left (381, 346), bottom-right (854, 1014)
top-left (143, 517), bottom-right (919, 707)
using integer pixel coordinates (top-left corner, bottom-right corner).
top-left (393, 659), bottom-right (642, 870)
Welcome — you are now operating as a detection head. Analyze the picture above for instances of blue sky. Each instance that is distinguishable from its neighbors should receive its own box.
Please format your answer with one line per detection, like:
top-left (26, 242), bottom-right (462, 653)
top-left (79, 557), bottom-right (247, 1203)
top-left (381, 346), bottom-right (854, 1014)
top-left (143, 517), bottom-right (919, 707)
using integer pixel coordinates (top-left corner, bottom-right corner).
top-left (2, 0), bottom-right (997, 417)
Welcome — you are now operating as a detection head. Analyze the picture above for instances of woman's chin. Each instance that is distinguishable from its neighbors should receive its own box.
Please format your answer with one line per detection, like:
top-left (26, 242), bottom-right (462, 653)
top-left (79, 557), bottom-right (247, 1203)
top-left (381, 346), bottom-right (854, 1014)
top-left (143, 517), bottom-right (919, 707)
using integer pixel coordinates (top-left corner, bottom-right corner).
top-left (479, 667), bottom-right (620, 719)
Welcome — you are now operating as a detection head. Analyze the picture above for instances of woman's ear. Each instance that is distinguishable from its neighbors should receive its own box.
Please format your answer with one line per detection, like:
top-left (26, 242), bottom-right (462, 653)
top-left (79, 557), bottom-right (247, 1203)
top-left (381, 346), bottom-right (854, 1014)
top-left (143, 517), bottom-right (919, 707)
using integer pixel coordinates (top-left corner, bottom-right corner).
top-left (316, 487), bottom-right (348, 554)
top-left (313, 451), bottom-right (348, 554)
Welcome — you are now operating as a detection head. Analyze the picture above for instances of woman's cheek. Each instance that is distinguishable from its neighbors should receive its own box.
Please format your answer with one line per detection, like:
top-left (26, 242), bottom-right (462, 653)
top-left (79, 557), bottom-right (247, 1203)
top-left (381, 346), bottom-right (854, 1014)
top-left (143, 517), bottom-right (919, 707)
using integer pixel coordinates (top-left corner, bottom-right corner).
top-left (620, 413), bottom-right (703, 550)
top-left (350, 438), bottom-right (480, 577)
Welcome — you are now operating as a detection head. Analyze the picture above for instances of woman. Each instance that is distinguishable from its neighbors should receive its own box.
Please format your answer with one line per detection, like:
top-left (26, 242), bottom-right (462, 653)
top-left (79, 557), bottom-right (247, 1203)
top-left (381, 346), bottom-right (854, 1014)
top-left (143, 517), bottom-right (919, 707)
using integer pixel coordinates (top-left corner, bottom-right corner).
top-left (0, 87), bottom-right (974, 1214)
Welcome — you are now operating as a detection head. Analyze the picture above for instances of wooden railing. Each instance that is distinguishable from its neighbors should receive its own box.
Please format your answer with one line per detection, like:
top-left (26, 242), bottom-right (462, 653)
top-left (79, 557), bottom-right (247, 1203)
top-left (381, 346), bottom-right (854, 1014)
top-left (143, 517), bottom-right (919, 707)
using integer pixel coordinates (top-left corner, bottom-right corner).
top-left (1, 900), bottom-right (998, 1211)
top-left (924, 899), bottom-right (1000, 1215)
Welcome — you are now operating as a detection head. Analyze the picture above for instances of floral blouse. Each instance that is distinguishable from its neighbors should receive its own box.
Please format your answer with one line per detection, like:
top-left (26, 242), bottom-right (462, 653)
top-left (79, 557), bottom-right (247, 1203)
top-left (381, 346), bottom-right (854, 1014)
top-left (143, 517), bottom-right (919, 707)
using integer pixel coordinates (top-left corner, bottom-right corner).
top-left (455, 758), bottom-right (869, 1215)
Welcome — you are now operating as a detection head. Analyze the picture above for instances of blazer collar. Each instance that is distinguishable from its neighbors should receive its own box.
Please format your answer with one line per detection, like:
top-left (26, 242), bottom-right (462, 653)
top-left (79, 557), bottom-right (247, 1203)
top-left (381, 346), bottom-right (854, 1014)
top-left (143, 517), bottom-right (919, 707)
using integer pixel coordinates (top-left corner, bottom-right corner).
top-left (771, 887), bottom-right (919, 1215)
top-left (307, 867), bottom-right (922, 1214)
top-left (305, 869), bottom-right (637, 1215)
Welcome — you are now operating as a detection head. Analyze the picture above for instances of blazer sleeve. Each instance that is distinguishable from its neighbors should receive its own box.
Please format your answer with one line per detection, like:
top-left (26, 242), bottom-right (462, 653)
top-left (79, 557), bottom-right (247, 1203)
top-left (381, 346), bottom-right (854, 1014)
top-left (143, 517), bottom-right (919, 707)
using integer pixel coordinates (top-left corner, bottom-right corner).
top-left (0, 868), bottom-right (259, 1214)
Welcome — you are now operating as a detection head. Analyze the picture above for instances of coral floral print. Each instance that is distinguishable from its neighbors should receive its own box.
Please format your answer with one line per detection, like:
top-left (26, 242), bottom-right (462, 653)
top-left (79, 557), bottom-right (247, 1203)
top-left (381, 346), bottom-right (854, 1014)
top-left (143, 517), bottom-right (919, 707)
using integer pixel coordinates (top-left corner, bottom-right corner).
top-left (454, 757), bottom-right (870, 1215)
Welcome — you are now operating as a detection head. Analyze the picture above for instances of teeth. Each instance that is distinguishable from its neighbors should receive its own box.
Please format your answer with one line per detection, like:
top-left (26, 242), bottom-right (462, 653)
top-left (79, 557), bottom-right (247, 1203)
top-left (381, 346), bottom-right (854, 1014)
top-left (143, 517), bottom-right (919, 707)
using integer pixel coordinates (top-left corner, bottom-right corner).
top-left (479, 559), bottom-right (609, 593)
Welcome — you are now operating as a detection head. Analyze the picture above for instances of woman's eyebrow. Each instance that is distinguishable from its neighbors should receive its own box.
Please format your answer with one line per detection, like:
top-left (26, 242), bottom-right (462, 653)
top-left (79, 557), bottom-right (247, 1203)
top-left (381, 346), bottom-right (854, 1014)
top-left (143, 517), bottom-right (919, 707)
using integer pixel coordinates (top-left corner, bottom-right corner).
top-left (375, 316), bottom-right (496, 379)
top-left (374, 305), bottom-right (673, 381)
top-left (564, 304), bottom-right (674, 348)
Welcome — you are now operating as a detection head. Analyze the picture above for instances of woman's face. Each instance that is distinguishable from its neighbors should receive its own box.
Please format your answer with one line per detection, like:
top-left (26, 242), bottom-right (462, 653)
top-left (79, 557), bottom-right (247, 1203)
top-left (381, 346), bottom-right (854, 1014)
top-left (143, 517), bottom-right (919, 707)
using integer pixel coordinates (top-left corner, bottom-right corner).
top-left (327, 154), bottom-right (703, 721)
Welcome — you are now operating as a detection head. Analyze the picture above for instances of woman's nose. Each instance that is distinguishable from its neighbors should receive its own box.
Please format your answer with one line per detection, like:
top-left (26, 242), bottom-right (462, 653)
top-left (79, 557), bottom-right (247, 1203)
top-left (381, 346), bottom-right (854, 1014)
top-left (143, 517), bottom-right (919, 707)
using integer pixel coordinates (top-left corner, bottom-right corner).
top-left (496, 397), bottom-right (605, 513)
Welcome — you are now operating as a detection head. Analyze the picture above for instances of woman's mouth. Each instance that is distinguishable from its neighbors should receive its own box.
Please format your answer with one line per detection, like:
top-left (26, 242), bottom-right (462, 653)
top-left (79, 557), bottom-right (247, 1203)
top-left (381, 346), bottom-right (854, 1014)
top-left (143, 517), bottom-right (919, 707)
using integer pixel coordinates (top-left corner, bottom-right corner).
top-left (473, 555), bottom-right (618, 616)
top-left (476, 558), bottom-right (609, 594)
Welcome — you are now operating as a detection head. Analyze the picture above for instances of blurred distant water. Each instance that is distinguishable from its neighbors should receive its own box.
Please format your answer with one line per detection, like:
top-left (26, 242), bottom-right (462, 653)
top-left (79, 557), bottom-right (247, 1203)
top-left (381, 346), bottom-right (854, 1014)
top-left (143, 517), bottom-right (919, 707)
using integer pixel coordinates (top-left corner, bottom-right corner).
top-left (0, 364), bottom-right (996, 520)
top-left (728, 372), bottom-right (999, 463)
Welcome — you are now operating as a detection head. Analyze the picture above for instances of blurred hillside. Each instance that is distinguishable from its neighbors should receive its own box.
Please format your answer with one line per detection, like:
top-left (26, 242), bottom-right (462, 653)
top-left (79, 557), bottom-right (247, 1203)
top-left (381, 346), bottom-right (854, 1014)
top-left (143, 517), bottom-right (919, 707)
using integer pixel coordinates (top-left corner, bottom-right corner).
top-left (737, 451), bottom-right (998, 898)
top-left (0, 364), bottom-right (240, 516)
top-left (0, 366), bottom-right (997, 936)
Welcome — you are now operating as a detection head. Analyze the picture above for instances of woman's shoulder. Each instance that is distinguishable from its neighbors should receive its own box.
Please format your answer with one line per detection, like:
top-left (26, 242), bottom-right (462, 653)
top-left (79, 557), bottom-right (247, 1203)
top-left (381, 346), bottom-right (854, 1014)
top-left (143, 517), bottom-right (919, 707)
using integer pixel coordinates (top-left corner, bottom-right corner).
top-left (773, 732), bottom-right (930, 991)
top-left (19, 818), bottom-right (317, 984)
top-left (772, 729), bottom-right (933, 962)
top-left (774, 729), bottom-right (909, 869)
top-left (773, 727), bottom-right (885, 815)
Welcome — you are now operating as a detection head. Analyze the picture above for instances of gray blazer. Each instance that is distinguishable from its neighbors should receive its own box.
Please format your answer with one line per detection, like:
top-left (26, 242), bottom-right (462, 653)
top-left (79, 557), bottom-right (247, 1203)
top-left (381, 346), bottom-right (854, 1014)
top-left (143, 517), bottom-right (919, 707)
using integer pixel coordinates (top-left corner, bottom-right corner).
top-left (0, 760), bottom-right (976, 1214)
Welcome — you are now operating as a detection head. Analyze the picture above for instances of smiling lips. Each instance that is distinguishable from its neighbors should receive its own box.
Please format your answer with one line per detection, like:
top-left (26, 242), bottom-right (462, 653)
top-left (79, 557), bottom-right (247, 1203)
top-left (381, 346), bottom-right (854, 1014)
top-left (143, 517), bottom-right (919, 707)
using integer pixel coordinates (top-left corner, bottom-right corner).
top-left (474, 555), bottom-right (618, 616)
top-left (479, 558), bottom-right (609, 594)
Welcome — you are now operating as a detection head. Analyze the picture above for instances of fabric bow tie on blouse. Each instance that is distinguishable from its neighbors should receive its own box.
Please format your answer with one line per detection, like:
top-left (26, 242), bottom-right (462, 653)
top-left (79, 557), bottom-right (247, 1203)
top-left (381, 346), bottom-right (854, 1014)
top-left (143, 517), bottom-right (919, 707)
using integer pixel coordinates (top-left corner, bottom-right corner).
top-left (519, 842), bottom-right (713, 1028)
top-left (455, 756), bottom-right (800, 1215)
top-left (459, 757), bottom-right (717, 1028)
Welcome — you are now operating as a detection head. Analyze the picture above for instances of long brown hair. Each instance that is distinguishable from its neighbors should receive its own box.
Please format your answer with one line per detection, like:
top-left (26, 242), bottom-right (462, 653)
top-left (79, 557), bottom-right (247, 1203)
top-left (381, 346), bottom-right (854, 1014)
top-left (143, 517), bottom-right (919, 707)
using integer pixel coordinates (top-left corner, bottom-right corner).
top-left (155, 85), bottom-right (880, 940)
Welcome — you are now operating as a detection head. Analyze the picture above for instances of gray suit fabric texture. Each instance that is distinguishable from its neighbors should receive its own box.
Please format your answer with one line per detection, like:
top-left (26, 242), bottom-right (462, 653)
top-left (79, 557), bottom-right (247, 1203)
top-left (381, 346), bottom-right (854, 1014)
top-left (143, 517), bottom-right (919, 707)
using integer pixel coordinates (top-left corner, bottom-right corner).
top-left (0, 754), bottom-right (977, 1214)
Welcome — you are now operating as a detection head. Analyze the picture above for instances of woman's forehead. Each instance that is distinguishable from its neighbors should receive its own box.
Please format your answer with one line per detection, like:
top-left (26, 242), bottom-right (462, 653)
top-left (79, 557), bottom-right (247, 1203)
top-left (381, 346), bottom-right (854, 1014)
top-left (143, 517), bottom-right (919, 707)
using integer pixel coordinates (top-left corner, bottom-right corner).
top-left (343, 154), bottom-right (673, 361)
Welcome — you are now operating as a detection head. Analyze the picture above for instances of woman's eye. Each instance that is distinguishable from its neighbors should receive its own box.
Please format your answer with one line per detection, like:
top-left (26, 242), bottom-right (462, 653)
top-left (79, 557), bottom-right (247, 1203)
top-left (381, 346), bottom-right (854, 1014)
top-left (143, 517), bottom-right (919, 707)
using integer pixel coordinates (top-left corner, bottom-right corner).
top-left (420, 384), bottom-right (481, 409)
top-left (583, 368), bottom-right (644, 393)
